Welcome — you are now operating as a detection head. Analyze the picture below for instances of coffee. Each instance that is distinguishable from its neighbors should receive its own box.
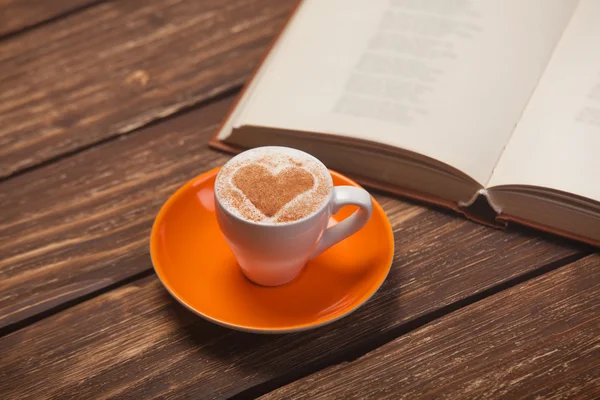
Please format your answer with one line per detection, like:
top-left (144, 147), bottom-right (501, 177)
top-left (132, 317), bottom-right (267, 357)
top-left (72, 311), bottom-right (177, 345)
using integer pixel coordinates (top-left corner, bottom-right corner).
top-left (215, 147), bottom-right (332, 224)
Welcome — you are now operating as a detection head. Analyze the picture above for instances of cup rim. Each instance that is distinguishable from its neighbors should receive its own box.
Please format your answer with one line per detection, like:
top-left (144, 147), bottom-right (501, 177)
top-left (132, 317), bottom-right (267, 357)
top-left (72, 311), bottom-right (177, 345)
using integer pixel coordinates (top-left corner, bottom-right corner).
top-left (214, 146), bottom-right (335, 227)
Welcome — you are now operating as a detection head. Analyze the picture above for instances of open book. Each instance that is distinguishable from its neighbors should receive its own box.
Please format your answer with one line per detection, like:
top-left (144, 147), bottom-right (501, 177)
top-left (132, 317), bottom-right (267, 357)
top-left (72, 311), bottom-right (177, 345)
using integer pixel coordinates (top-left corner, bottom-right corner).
top-left (210, 0), bottom-right (600, 246)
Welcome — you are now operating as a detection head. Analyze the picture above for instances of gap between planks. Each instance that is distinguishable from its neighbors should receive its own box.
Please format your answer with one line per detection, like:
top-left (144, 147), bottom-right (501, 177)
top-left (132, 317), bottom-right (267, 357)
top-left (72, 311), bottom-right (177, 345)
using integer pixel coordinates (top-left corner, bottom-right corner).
top-left (0, 85), bottom-right (241, 185)
top-left (0, 0), bottom-right (108, 40)
top-left (0, 269), bottom-right (155, 337)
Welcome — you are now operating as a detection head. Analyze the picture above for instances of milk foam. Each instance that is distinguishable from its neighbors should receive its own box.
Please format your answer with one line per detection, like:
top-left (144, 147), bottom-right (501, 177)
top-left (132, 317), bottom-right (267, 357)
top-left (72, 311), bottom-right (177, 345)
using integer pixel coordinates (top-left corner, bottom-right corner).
top-left (215, 147), bottom-right (333, 224)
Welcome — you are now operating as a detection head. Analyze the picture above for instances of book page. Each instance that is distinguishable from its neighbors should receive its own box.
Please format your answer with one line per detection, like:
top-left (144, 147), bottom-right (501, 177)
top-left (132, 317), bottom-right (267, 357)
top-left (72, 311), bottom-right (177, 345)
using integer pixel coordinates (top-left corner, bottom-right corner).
top-left (488, 0), bottom-right (600, 202)
top-left (234, 0), bottom-right (578, 185)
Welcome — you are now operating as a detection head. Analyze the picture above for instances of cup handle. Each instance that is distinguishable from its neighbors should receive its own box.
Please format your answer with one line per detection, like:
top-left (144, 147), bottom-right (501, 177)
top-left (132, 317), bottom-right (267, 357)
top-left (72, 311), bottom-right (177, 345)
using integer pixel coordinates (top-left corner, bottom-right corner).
top-left (310, 186), bottom-right (373, 259)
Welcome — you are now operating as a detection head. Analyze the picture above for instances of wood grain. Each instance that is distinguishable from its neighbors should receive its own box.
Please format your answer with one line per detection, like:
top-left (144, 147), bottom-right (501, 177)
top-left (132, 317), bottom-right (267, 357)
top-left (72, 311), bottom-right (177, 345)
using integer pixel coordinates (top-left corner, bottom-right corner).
top-left (0, 0), bottom-right (100, 37)
top-left (0, 86), bottom-right (590, 330)
top-left (0, 96), bottom-right (232, 330)
top-left (0, 0), bottom-right (296, 178)
top-left (0, 206), bottom-right (589, 399)
top-left (262, 255), bottom-right (600, 400)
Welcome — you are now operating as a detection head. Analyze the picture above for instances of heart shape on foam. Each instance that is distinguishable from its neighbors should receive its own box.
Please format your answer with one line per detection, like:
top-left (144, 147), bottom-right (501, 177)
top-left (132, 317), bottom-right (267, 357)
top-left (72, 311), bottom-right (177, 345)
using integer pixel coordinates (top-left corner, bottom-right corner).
top-left (232, 164), bottom-right (314, 217)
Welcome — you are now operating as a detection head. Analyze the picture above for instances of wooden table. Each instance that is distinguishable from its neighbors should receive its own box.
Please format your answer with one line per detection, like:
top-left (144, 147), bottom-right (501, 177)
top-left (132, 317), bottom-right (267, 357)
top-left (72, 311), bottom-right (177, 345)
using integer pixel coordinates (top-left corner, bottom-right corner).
top-left (1, 1), bottom-right (598, 398)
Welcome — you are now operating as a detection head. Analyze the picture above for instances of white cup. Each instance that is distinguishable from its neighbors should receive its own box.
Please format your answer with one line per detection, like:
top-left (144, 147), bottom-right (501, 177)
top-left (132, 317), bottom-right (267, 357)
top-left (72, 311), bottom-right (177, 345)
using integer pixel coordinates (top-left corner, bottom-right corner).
top-left (214, 147), bottom-right (373, 286)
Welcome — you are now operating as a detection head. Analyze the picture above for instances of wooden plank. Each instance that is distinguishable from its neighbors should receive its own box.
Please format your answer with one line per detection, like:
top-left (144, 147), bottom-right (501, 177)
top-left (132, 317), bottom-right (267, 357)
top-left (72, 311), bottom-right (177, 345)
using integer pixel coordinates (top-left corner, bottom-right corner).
top-left (262, 255), bottom-right (600, 400)
top-left (0, 208), bottom-right (589, 398)
top-left (0, 83), bottom-right (590, 330)
top-left (0, 0), bottom-right (296, 178)
top-left (0, 96), bottom-right (232, 330)
top-left (0, 0), bottom-right (99, 37)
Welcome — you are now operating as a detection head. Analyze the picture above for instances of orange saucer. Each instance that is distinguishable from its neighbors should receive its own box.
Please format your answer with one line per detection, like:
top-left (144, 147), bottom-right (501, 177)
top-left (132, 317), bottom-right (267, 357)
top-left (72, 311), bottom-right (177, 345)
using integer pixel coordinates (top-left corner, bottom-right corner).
top-left (150, 167), bottom-right (394, 333)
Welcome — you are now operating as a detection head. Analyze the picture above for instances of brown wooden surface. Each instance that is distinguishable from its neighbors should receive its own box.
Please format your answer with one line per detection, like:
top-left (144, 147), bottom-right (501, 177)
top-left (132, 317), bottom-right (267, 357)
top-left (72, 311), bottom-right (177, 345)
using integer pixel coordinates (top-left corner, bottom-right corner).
top-left (1, 0), bottom-right (598, 399)
top-left (262, 255), bottom-right (600, 400)
top-left (0, 97), bottom-right (230, 330)
top-left (0, 224), bottom-right (590, 398)
top-left (0, 0), bottom-right (295, 178)
top-left (0, 0), bottom-right (100, 37)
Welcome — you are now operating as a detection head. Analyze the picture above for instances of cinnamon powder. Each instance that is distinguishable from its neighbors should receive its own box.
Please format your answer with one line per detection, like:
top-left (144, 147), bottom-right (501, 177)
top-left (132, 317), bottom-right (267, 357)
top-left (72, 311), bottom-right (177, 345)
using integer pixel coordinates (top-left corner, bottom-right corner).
top-left (232, 164), bottom-right (315, 218)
